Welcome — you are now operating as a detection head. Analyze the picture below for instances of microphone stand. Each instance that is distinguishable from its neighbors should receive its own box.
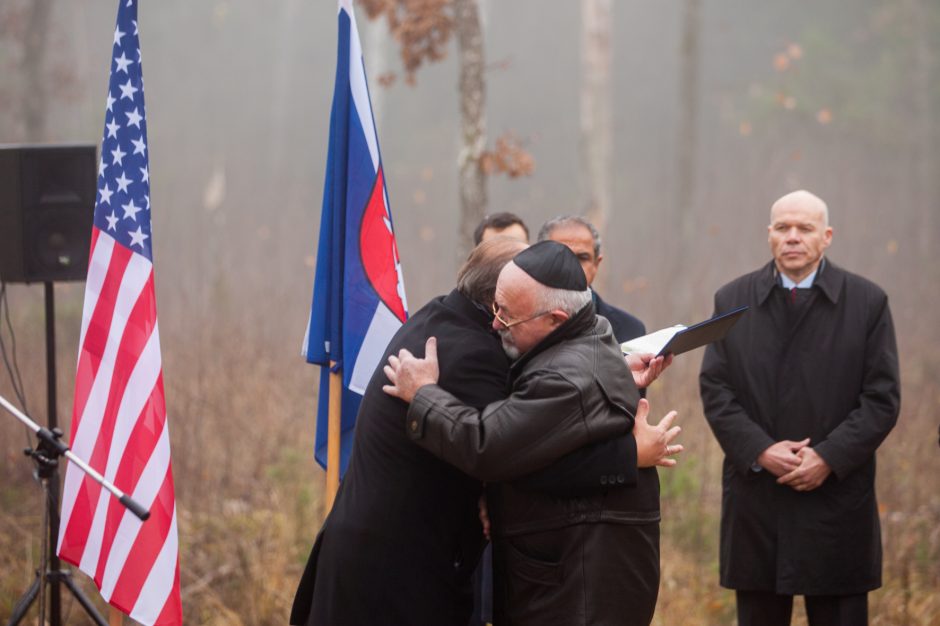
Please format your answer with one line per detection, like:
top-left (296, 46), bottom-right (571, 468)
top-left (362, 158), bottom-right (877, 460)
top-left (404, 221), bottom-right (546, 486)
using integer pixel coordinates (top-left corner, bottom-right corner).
top-left (1, 394), bottom-right (150, 626)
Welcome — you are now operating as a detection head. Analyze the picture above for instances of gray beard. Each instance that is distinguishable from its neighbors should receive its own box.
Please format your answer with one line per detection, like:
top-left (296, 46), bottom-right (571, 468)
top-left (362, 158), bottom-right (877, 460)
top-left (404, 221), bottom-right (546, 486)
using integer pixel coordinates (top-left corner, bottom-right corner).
top-left (499, 331), bottom-right (520, 360)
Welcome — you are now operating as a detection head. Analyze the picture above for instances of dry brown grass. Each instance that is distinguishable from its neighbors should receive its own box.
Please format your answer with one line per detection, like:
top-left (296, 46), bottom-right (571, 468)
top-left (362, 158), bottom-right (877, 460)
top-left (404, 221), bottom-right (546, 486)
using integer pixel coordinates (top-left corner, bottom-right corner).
top-left (646, 354), bottom-right (940, 626)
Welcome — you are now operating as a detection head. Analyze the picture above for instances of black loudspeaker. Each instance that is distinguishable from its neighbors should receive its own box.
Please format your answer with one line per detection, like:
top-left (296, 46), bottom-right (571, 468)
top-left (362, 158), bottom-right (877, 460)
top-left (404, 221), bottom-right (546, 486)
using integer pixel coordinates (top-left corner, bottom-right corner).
top-left (0, 144), bottom-right (96, 284)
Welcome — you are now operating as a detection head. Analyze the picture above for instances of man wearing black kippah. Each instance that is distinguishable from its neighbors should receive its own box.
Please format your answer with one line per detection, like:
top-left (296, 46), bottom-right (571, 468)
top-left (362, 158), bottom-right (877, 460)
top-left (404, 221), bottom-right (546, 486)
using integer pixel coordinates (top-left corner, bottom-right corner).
top-left (384, 241), bottom-right (683, 626)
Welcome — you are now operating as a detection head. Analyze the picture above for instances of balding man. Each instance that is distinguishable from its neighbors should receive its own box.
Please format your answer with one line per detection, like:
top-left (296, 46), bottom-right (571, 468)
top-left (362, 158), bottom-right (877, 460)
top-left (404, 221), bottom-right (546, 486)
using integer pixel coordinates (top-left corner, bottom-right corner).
top-left (385, 241), bottom-right (681, 626)
top-left (538, 215), bottom-right (645, 343)
top-left (699, 190), bottom-right (900, 626)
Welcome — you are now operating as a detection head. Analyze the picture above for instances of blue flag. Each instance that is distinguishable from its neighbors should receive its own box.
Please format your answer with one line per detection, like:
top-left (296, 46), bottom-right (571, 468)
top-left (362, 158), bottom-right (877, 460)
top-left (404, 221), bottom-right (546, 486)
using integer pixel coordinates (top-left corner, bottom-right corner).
top-left (303, 0), bottom-right (408, 475)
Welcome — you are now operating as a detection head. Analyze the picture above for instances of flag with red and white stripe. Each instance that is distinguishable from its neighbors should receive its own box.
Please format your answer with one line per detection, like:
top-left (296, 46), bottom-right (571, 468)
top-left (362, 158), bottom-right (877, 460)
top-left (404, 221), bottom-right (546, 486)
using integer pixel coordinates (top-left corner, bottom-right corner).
top-left (302, 0), bottom-right (408, 475)
top-left (57, 1), bottom-right (182, 624)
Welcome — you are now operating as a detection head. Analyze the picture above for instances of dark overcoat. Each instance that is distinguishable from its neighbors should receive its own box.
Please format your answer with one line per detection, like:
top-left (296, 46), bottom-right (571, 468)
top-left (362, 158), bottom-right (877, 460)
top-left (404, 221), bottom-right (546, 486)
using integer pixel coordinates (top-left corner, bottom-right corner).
top-left (593, 291), bottom-right (645, 343)
top-left (289, 290), bottom-right (509, 626)
top-left (699, 259), bottom-right (900, 595)
top-left (290, 290), bottom-right (634, 626)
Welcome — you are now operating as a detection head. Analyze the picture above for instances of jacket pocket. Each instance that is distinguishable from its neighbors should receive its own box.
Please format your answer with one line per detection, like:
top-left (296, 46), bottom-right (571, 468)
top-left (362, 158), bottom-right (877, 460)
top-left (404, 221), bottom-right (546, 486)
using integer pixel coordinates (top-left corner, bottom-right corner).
top-left (505, 538), bottom-right (563, 586)
top-left (501, 537), bottom-right (582, 626)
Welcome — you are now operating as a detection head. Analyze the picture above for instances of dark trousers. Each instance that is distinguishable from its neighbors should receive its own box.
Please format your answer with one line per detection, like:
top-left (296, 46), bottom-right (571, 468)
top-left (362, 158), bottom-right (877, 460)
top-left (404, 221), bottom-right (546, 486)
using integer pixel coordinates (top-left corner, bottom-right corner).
top-left (470, 542), bottom-right (493, 625)
top-left (736, 590), bottom-right (868, 626)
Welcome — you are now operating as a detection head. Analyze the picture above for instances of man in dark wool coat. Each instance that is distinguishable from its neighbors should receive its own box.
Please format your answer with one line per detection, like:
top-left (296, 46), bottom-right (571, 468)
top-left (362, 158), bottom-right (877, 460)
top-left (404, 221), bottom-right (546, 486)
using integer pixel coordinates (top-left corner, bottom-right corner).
top-left (290, 237), bottom-right (675, 626)
top-left (537, 215), bottom-right (646, 344)
top-left (385, 241), bottom-right (682, 626)
top-left (699, 189), bottom-right (901, 626)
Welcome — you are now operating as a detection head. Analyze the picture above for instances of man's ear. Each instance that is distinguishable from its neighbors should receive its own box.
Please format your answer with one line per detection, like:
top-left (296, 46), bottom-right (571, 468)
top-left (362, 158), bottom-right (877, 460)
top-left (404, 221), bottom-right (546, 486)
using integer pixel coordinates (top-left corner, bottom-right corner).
top-left (550, 310), bottom-right (571, 326)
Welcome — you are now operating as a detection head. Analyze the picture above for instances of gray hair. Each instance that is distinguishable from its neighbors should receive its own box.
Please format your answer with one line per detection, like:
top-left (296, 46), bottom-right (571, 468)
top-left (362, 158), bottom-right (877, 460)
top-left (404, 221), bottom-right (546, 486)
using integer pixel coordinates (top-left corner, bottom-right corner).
top-left (537, 215), bottom-right (602, 258)
top-left (533, 283), bottom-right (593, 317)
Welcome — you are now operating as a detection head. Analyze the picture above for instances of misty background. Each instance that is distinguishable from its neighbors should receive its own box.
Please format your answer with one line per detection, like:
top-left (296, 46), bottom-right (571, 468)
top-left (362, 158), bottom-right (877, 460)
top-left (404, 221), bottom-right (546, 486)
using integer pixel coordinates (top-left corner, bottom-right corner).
top-left (1, 0), bottom-right (938, 624)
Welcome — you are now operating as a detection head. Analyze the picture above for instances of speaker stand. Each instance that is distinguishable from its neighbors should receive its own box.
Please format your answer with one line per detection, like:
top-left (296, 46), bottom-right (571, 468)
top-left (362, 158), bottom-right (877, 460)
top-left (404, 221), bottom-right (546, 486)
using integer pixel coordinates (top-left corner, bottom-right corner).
top-left (6, 282), bottom-right (107, 626)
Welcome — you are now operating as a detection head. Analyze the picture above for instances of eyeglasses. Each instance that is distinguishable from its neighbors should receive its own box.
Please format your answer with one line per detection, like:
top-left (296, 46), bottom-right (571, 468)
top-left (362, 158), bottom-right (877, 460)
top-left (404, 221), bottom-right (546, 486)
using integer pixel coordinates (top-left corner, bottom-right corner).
top-left (491, 301), bottom-right (551, 329)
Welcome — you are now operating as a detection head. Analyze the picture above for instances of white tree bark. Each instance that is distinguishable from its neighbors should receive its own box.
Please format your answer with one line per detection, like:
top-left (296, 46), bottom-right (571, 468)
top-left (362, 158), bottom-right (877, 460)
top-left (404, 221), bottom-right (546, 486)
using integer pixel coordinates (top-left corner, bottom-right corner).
top-left (908, 0), bottom-right (935, 265)
top-left (454, 0), bottom-right (487, 260)
top-left (364, 12), bottom-right (389, 132)
top-left (580, 0), bottom-right (612, 295)
top-left (671, 0), bottom-right (701, 314)
top-left (22, 0), bottom-right (54, 141)
top-left (675, 0), bottom-right (701, 250)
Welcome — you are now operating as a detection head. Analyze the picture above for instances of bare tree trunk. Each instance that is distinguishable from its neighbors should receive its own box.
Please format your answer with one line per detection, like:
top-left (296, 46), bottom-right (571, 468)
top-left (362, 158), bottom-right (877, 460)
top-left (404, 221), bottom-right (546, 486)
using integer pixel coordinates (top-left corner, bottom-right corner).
top-left (908, 0), bottom-right (936, 269)
top-left (364, 12), bottom-right (389, 132)
top-left (22, 0), bottom-right (54, 141)
top-left (672, 0), bottom-right (701, 314)
top-left (580, 0), bottom-right (612, 296)
top-left (454, 0), bottom-right (487, 260)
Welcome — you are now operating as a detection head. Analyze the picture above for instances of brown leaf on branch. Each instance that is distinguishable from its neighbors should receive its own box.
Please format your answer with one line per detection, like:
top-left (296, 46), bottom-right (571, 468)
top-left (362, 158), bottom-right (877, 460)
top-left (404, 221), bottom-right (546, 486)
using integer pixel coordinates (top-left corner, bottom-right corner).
top-left (376, 72), bottom-right (398, 88)
top-left (479, 133), bottom-right (536, 179)
top-left (358, 0), bottom-right (454, 83)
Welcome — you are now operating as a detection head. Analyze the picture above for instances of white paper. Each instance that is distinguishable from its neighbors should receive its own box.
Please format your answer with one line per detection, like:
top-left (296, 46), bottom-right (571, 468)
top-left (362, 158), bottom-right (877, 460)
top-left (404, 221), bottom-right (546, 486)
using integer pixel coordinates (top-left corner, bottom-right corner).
top-left (620, 324), bottom-right (686, 355)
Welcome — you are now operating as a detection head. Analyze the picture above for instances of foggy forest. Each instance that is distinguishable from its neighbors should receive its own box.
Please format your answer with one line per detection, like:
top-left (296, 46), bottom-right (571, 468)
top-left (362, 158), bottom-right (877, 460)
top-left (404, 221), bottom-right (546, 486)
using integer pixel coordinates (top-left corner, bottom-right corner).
top-left (1, 0), bottom-right (938, 624)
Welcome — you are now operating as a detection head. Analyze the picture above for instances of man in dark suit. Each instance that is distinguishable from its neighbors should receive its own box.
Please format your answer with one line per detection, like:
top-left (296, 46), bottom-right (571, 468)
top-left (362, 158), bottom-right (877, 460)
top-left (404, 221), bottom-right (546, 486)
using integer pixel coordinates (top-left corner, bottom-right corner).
top-left (290, 237), bottom-right (666, 626)
top-left (699, 190), bottom-right (900, 625)
top-left (474, 212), bottom-right (530, 245)
top-left (537, 215), bottom-right (645, 343)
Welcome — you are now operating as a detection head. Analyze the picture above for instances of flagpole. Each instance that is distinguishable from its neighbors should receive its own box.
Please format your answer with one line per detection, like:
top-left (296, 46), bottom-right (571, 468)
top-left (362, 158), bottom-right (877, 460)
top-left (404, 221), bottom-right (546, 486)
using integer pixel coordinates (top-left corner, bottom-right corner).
top-left (109, 607), bottom-right (124, 625)
top-left (324, 363), bottom-right (343, 515)
top-left (308, 0), bottom-right (407, 520)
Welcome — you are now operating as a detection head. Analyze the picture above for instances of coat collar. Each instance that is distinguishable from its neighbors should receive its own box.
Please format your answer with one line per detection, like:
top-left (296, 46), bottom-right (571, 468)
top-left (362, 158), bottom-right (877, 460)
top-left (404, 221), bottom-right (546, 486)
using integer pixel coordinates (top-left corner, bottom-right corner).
top-left (591, 289), bottom-right (611, 314)
top-left (756, 258), bottom-right (842, 306)
top-left (509, 299), bottom-right (597, 378)
top-left (443, 288), bottom-right (494, 329)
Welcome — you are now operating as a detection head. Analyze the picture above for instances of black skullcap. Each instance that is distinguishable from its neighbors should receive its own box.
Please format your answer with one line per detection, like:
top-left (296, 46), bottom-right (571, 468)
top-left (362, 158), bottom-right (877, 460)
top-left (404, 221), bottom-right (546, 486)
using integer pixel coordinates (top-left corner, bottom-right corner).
top-left (513, 240), bottom-right (587, 291)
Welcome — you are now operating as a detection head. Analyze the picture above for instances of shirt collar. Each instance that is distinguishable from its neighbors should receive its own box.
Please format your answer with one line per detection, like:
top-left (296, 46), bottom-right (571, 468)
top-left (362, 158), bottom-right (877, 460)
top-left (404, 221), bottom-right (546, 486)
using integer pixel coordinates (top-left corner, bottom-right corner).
top-left (757, 257), bottom-right (840, 305)
top-left (779, 267), bottom-right (818, 289)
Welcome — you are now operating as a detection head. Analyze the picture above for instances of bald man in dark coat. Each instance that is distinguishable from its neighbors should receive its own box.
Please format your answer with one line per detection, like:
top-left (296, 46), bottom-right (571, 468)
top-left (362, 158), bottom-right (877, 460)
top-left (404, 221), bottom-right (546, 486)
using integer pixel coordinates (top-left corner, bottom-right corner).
top-left (700, 190), bottom-right (900, 625)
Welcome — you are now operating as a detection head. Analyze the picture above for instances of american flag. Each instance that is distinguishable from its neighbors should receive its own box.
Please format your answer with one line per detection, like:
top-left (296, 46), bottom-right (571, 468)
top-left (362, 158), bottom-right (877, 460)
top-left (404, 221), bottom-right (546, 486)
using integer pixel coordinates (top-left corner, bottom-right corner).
top-left (57, 1), bottom-right (182, 624)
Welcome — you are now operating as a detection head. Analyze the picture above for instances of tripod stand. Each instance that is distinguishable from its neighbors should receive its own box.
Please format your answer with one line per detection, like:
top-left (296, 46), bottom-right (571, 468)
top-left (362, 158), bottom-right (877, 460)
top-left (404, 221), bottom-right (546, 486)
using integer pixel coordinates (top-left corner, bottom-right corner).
top-left (2, 395), bottom-right (149, 626)
top-left (2, 284), bottom-right (149, 626)
top-left (7, 425), bottom-right (107, 626)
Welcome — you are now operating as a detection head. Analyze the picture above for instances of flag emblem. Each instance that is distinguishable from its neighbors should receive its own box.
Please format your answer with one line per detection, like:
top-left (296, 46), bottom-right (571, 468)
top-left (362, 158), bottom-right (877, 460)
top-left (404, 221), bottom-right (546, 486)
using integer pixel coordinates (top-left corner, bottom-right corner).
top-left (303, 0), bottom-right (408, 474)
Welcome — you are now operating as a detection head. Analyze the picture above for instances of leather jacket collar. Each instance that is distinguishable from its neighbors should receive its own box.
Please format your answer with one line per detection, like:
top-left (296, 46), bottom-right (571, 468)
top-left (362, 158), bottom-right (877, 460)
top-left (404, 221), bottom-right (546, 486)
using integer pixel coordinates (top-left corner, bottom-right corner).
top-left (509, 299), bottom-right (597, 379)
